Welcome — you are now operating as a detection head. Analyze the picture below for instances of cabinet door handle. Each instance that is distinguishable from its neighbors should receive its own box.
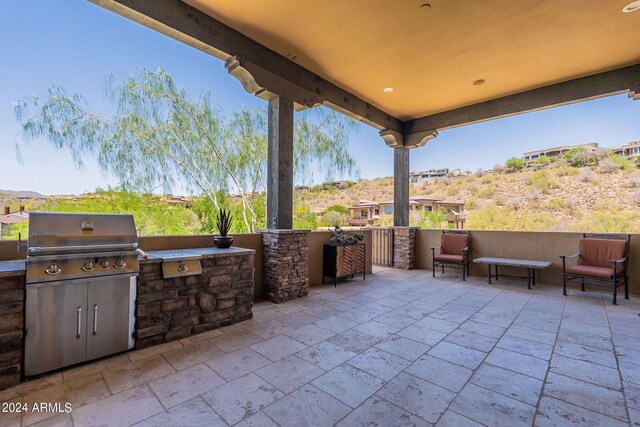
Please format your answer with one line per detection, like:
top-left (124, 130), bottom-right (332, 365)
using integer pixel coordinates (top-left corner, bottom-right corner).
top-left (93, 304), bottom-right (98, 335)
top-left (76, 307), bottom-right (82, 339)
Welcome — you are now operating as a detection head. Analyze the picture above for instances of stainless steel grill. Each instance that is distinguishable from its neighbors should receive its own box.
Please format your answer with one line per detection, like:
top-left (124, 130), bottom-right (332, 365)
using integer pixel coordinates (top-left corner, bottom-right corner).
top-left (25, 212), bottom-right (139, 376)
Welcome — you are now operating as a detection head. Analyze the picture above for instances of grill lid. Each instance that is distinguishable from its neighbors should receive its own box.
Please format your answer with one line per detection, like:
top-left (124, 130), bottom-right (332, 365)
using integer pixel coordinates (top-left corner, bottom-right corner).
top-left (27, 212), bottom-right (138, 255)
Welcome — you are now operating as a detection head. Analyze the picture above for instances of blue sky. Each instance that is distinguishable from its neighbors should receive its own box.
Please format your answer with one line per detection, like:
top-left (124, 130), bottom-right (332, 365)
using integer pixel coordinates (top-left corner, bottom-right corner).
top-left (1, 1), bottom-right (639, 195)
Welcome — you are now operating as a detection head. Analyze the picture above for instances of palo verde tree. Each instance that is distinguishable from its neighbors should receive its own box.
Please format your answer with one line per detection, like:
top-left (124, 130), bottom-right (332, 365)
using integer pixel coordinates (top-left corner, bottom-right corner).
top-left (14, 68), bottom-right (358, 232)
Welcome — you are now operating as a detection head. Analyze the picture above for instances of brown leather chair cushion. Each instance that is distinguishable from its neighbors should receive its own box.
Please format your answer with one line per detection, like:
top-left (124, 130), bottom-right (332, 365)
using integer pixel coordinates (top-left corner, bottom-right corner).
top-left (566, 264), bottom-right (623, 279)
top-left (578, 238), bottom-right (627, 275)
top-left (435, 254), bottom-right (464, 263)
top-left (441, 234), bottom-right (469, 256)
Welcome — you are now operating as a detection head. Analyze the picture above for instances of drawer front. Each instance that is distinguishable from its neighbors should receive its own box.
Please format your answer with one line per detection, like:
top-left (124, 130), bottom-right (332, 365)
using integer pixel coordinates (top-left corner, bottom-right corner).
top-left (162, 259), bottom-right (202, 278)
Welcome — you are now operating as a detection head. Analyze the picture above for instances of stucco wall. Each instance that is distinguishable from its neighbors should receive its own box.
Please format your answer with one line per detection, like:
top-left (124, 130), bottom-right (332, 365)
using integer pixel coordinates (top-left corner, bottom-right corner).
top-left (308, 229), bottom-right (373, 287)
top-left (416, 230), bottom-right (640, 296)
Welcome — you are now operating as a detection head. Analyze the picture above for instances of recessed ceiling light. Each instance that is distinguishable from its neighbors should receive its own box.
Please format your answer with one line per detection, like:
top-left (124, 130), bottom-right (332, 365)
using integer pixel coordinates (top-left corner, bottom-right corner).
top-left (623, 0), bottom-right (640, 12)
top-left (419, 3), bottom-right (432, 12)
top-left (383, 87), bottom-right (394, 93)
top-left (473, 79), bottom-right (485, 86)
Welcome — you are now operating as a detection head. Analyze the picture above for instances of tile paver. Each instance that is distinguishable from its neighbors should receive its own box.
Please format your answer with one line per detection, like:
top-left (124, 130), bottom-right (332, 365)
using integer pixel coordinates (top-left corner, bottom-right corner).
top-left (4, 267), bottom-right (640, 426)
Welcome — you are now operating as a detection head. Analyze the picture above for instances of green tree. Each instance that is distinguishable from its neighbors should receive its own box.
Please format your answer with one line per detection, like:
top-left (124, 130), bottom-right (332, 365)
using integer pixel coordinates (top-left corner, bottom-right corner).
top-left (636, 156), bottom-right (640, 168)
top-left (15, 68), bottom-right (358, 232)
top-left (325, 204), bottom-right (348, 215)
top-left (533, 155), bottom-right (550, 166)
top-left (505, 157), bottom-right (524, 171)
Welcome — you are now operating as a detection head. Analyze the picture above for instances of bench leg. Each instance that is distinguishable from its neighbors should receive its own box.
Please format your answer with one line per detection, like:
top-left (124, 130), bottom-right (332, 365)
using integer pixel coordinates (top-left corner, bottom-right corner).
top-left (563, 274), bottom-right (567, 296)
top-left (527, 268), bottom-right (531, 290)
top-left (581, 278), bottom-right (585, 292)
top-left (462, 263), bottom-right (466, 281)
top-left (487, 265), bottom-right (492, 284)
top-left (612, 276), bottom-right (617, 305)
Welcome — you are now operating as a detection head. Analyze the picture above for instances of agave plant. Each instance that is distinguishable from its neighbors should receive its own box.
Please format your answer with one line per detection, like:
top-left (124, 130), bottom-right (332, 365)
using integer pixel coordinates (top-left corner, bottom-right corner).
top-left (215, 208), bottom-right (233, 237)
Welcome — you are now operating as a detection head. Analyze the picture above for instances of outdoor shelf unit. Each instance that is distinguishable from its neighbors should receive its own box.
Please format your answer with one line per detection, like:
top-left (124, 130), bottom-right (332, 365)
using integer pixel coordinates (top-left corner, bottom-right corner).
top-left (322, 243), bottom-right (366, 287)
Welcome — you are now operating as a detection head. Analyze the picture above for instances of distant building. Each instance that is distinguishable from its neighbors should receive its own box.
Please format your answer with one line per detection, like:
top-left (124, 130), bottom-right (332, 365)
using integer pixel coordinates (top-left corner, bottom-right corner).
top-left (0, 206), bottom-right (28, 238)
top-left (347, 197), bottom-right (465, 228)
top-left (409, 169), bottom-right (449, 184)
top-left (322, 180), bottom-right (350, 190)
top-left (613, 141), bottom-right (640, 160)
top-left (523, 143), bottom-right (598, 163)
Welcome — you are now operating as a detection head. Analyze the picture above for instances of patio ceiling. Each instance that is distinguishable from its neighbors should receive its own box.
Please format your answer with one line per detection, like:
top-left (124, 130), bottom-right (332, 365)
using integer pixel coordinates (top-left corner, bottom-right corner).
top-left (93, 0), bottom-right (640, 143)
top-left (183, 0), bottom-right (640, 121)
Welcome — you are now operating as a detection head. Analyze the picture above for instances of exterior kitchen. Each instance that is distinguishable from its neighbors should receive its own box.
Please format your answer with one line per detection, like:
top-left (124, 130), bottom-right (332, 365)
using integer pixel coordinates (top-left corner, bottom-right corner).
top-left (0, 212), bottom-right (258, 390)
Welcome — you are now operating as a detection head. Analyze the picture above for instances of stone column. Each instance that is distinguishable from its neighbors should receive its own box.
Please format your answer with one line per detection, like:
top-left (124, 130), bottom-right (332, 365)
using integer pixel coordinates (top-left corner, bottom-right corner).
top-left (262, 229), bottom-right (310, 303)
top-left (0, 275), bottom-right (24, 390)
top-left (267, 96), bottom-right (294, 229)
top-left (394, 147), bottom-right (410, 226)
top-left (393, 226), bottom-right (419, 270)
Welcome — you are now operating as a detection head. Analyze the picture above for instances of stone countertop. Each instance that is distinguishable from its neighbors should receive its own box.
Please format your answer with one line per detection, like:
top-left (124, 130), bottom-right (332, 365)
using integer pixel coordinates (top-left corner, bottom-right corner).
top-left (140, 246), bottom-right (255, 263)
top-left (0, 260), bottom-right (26, 277)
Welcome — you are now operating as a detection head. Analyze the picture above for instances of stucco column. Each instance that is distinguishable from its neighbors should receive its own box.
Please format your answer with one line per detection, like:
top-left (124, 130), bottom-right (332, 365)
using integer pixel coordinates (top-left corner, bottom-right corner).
top-left (394, 147), bottom-right (410, 226)
top-left (267, 96), bottom-right (294, 229)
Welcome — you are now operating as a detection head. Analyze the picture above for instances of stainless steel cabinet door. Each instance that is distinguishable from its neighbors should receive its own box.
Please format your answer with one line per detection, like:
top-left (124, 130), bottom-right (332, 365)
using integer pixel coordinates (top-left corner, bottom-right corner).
top-left (25, 281), bottom-right (88, 376)
top-left (86, 276), bottom-right (132, 360)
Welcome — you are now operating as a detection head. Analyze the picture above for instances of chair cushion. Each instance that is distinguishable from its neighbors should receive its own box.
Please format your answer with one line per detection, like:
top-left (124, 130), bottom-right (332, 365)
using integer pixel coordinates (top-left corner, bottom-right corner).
top-left (435, 254), bottom-right (464, 263)
top-left (441, 234), bottom-right (469, 256)
top-left (566, 264), bottom-right (624, 279)
top-left (578, 238), bottom-right (627, 274)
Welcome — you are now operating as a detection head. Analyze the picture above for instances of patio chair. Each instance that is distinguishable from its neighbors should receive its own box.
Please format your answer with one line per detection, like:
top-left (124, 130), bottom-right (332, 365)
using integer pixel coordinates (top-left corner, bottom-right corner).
top-left (432, 230), bottom-right (471, 281)
top-left (561, 234), bottom-right (630, 305)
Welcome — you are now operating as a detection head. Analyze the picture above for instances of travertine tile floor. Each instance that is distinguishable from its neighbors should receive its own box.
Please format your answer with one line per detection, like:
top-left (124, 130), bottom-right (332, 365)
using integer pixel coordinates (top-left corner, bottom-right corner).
top-left (2, 267), bottom-right (640, 426)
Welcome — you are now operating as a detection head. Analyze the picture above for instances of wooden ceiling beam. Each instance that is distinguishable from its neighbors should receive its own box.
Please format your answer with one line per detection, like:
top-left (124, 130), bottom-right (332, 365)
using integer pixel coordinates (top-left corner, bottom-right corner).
top-left (90, 0), bottom-right (403, 133)
top-left (405, 64), bottom-right (640, 136)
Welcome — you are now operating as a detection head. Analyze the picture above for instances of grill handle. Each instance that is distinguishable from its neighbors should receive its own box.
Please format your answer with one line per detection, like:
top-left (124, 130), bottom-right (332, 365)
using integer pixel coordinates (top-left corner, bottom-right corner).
top-left (28, 243), bottom-right (138, 256)
top-left (76, 307), bottom-right (82, 339)
top-left (93, 305), bottom-right (98, 335)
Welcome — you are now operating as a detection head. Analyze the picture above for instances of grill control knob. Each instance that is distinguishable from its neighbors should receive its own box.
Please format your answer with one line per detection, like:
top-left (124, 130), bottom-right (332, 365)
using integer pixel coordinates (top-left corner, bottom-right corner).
top-left (114, 259), bottom-right (126, 269)
top-left (99, 260), bottom-right (110, 270)
top-left (82, 261), bottom-right (95, 272)
top-left (45, 264), bottom-right (61, 275)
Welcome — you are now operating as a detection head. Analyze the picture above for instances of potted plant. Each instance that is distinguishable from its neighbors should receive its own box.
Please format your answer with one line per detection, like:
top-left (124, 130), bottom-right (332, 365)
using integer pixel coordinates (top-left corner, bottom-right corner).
top-left (214, 208), bottom-right (234, 249)
top-left (329, 226), bottom-right (364, 245)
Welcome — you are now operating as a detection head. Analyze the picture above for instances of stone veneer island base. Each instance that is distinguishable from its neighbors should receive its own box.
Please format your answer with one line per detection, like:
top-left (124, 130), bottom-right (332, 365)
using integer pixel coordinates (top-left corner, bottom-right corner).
top-left (136, 247), bottom-right (255, 349)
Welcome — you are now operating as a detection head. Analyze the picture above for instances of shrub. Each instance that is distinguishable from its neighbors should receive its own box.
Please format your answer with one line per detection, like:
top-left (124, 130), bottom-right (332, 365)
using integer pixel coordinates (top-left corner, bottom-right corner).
top-left (507, 198), bottom-right (522, 210)
top-left (478, 186), bottom-right (495, 198)
top-left (318, 210), bottom-right (346, 227)
top-left (465, 198), bottom-right (477, 210)
top-left (606, 154), bottom-right (632, 171)
top-left (505, 157), bottom-right (525, 171)
top-left (635, 157), bottom-right (640, 168)
top-left (492, 163), bottom-right (504, 173)
top-left (440, 176), bottom-right (452, 186)
top-left (556, 165), bottom-right (578, 177)
top-left (466, 205), bottom-right (556, 231)
top-left (599, 159), bottom-right (621, 174)
top-left (628, 173), bottom-right (640, 188)
top-left (564, 147), bottom-right (591, 167)
top-left (533, 156), bottom-right (551, 166)
top-left (632, 190), bottom-right (640, 205)
top-left (527, 189), bottom-right (543, 201)
top-left (579, 167), bottom-right (596, 182)
top-left (474, 168), bottom-right (484, 177)
top-left (548, 198), bottom-right (565, 210)
top-left (480, 175), bottom-right (493, 185)
top-left (325, 204), bottom-right (348, 214)
top-left (528, 170), bottom-right (558, 193)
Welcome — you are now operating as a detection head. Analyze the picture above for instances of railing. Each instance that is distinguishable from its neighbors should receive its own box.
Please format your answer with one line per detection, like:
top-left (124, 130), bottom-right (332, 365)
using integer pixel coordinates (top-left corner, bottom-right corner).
top-left (371, 228), bottom-right (393, 266)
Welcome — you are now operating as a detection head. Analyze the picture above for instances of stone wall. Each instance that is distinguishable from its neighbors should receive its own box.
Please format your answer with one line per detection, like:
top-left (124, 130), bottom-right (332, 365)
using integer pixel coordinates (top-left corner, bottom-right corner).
top-left (262, 230), bottom-right (309, 303)
top-left (0, 275), bottom-right (24, 390)
top-left (135, 252), bottom-right (254, 349)
top-left (393, 226), bottom-right (419, 270)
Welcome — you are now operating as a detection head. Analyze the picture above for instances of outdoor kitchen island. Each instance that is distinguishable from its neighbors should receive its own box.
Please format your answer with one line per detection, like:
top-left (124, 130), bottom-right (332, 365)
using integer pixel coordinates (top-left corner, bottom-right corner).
top-left (136, 247), bottom-right (255, 349)
top-left (0, 245), bottom-right (254, 390)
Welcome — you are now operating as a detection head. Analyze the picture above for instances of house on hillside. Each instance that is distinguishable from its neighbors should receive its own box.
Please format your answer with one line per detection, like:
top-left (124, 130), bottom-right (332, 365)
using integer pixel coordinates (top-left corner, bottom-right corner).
top-left (409, 169), bottom-right (450, 184)
top-left (347, 197), bottom-right (465, 228)
top-left (613, 141), bottom-right (640, 160)
top-left (523, 142), bottom-right (598, 163)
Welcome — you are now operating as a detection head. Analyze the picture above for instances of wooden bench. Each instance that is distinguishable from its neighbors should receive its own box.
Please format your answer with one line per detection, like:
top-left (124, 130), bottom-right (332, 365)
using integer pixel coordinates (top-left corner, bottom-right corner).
top-left (473, 257), bottom-right (552, 289)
